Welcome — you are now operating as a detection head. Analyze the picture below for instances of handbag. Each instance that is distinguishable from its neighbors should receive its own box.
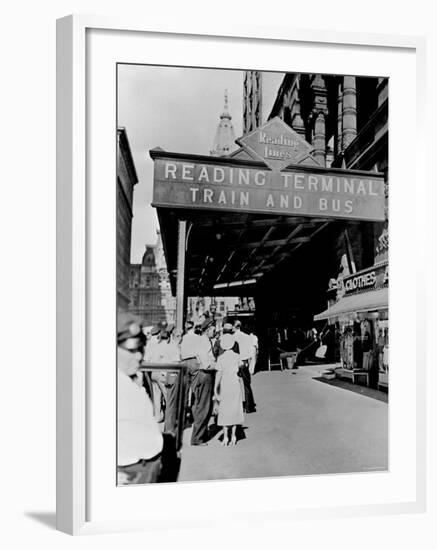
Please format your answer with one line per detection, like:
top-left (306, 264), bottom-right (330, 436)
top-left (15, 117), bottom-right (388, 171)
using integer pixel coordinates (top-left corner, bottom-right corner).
top-left (315, 344), bottom-right (327, 359)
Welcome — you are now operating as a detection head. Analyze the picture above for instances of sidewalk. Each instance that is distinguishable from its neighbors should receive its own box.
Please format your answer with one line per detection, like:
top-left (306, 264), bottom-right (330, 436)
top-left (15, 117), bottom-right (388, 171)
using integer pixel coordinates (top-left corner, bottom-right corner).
top-left (177, 365), bottom-right (388, 482)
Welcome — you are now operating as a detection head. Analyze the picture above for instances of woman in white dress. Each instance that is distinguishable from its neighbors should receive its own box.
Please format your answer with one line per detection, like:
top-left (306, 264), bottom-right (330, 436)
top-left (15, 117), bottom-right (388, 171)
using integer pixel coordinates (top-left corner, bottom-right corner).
top-left (213, 334), bottom-right (244, 446)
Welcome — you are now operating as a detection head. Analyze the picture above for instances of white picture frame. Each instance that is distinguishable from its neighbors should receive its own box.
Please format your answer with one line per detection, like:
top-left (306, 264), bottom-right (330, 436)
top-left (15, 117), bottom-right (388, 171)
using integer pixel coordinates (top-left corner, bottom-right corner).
top-left (56, 15), bottom-right (427, 535)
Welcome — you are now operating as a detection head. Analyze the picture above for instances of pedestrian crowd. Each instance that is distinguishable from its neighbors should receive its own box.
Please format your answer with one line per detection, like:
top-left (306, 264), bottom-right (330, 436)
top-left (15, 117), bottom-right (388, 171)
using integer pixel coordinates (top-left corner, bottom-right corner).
top-left (117, 312), bottom-right (259, 484)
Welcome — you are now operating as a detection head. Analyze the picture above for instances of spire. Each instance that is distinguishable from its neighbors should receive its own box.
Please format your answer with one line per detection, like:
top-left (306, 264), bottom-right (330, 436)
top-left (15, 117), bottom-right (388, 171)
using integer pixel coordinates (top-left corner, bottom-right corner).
top-left (221, 89), bottom-right (230, 119)
top-left (210, 90), bottom-right (236, 157)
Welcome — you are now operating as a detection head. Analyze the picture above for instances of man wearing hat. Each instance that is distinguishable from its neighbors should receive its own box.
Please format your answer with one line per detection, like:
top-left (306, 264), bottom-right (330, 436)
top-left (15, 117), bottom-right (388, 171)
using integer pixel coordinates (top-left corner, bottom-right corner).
top-left (189, 319), bottom-right (217, 445)
top-left (117, 312), bottom-right (164, 484)
top-left (162, 328), bottom-right (183, 436)
top-left (214, 312), bottom-right (224, 336)
top-left (143, 324), bottom-right (171, 422)
top-left (198, 319), bottom-right (216, 368)
top-left (180, 320), bottom-right (202, 430)
top-left (144, 324), bottom-right (162, 362)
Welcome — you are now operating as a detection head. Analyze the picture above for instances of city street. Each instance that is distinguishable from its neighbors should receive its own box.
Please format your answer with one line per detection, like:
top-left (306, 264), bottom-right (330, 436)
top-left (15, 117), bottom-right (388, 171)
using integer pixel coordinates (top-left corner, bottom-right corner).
top-left (178, 365), bottom-right (388, 482)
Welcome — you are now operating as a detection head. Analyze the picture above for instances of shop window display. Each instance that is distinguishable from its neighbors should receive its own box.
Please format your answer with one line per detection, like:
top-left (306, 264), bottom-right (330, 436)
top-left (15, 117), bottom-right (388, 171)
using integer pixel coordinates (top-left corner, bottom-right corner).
top-left (376, 319), bottom-right (389, 387)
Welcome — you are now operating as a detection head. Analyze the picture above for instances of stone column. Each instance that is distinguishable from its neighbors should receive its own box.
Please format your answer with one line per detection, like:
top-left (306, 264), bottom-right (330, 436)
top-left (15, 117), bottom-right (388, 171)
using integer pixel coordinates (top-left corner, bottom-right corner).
top-left (289, 81), bottom-right (305, 136)
top-left (336, 79), bottom-right (343, 157)
top-left (243, 71), bottom-right (262, 134)
top-left (176, 220), bottom-right (187, 332)
top-left (313, 112), bottom-right (326, 166)
top-left (310, 74), bottom-right (328, 166)
top-left (254, 71), bottom-right (262, 126)
top-left (342, 76), bottom-right (357, 149)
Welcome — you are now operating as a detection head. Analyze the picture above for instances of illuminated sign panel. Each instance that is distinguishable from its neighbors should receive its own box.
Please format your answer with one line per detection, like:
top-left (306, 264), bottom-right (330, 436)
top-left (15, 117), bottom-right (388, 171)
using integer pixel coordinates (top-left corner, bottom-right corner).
top-left (152, 158), bottom-right (386, 221)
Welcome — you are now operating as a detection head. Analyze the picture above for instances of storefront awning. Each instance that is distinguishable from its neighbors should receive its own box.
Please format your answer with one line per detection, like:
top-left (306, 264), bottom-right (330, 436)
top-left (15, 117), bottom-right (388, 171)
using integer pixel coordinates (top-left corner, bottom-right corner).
top-left (314, 287), bottom-right (388, 322)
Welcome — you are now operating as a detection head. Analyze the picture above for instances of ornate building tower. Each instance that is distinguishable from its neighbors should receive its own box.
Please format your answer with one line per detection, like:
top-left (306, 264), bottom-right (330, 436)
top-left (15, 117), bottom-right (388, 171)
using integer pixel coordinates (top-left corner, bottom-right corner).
top-left (210, 90), bottom-right (236, 157)
top-left (243, 71), bottom-right (262, 134)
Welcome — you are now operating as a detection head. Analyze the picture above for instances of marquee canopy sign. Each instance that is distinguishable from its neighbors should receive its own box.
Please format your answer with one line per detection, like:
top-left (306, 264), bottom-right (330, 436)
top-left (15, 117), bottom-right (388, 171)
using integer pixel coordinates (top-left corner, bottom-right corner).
top-left (151, 119), bottom-right (386, 222)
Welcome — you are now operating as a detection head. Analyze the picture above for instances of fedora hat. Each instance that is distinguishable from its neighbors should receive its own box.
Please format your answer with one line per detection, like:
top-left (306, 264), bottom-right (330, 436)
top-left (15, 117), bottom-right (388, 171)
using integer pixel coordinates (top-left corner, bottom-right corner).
top-left (201, 319), bottom-right (215, 332)
top-left (150, 325), bottom-right (161, 336)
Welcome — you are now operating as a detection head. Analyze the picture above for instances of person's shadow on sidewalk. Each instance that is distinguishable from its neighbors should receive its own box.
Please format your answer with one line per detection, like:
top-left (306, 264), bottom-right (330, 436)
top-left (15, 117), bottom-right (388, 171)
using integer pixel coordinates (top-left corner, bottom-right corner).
top-left (236, 426), bottom-right (248, 441)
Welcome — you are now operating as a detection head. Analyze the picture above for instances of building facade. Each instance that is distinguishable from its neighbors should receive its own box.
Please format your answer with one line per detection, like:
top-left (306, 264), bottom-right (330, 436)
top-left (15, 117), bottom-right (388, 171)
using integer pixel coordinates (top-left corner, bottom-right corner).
top-left (117, 127), bottom-right (138, 310)
top-left (128, 231), bottom-right (176, 327)
top-left (268, 73), bottom-right (388, 186)
top-left (254, 72), bottom-right (388, 299)
top-left (243, 71), bottom-right (263, 134)
top-left (262, 72), bottom-right (389, 386)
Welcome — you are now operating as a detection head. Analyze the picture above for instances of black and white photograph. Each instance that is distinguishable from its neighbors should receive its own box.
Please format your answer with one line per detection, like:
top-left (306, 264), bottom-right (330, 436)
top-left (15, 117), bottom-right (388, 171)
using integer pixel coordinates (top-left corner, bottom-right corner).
top-left (116, 65), bottom-right (389, 485)
top-left (2, 0), bottom-right (435, 543)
